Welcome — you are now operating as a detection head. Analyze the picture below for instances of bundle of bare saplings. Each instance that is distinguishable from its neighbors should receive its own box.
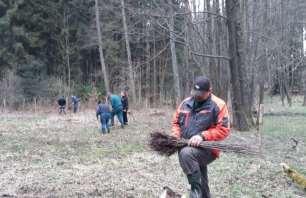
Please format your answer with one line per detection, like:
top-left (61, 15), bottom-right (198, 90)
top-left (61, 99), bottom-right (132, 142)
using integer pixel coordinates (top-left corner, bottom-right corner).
top-left (149, 130), bottom-right (260, 156)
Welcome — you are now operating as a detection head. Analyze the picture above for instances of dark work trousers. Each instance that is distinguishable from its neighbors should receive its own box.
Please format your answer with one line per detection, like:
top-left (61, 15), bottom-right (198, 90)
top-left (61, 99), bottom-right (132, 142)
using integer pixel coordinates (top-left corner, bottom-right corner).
top-left (123, 110), bottom-right (128, 124)
top-left (178, 146), bottom-right (216, 198)
top-left (111, 108), bottom-right (124, 126)
top-left (59, 105), bottom-right (66, 114)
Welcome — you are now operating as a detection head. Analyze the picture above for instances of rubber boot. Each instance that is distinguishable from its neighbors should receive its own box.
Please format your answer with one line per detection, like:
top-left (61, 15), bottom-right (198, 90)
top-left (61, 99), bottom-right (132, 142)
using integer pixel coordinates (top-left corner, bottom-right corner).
top-left (200, 166), bottom-right (211, 198)
top-left (187, 170), bottom-right (203, 198)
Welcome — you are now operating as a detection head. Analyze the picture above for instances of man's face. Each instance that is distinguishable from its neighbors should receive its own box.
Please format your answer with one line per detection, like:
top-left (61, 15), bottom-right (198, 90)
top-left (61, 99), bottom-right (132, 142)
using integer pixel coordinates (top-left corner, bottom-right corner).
top-left (194, 89), bottom-right (211, 102)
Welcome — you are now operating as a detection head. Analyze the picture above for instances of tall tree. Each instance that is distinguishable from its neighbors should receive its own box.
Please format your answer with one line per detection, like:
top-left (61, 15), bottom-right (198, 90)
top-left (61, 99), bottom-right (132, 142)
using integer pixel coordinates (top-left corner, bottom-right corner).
top-left (121, 0), bottom-right (136, 102)
top-left (303, 68), bottom-right (306, 106)
top-left (168, 3), bottom-right (182, 102)
top-left (226, 0), bottom-right (253, 130)
top-left (95, 0), bottom-right (110, 93)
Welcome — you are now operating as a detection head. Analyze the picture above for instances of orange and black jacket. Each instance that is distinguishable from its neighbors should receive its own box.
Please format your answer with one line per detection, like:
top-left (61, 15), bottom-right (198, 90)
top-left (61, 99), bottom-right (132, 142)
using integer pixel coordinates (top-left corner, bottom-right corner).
top-left (171, 94), bottom-right (230, 157)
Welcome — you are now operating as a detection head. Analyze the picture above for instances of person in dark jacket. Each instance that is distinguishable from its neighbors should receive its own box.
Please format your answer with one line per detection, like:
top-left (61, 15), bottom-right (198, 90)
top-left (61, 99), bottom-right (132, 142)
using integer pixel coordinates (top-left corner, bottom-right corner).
top-left (57, 96), bottom-right (66, 114)
top-left (121, 91), bottom-right (129, 125)
top-left (172, 76), bottom-right (230, 198)
top-left (107, 93), bottom-right (124, 128)
top-left (96, 98), bottom-right (111, 134)
top-left (71, 95), bottom-right (80, 113)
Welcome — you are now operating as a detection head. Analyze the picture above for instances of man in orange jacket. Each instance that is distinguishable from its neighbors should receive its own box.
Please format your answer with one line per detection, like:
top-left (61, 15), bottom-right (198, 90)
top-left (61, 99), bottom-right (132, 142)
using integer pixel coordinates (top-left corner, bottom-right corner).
top-left (172, 76), bottom-right (230, 198)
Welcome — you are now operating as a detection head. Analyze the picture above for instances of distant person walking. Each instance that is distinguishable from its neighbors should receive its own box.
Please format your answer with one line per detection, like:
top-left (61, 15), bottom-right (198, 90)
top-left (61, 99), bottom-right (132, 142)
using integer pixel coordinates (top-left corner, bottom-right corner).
top-left (57, 96), bottom-right (66, 114)
top-left (121, 91), bottom-right (129, 125)
top-left (96, 98), bottom-right (111, 134)
top-left (71, 95), bottom-right (80, 113)
top-left (107, 93), bottom-right (124, 128)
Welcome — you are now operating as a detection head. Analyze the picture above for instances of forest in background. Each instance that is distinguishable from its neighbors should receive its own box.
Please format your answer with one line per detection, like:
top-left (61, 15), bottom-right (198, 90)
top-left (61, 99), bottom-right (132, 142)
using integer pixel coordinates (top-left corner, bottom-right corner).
top-left (1, 0), bottom-right (306, 130)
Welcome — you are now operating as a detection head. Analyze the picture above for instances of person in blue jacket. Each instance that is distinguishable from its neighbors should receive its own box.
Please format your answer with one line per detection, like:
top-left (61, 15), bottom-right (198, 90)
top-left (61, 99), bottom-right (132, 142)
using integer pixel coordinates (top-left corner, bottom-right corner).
top-left (96, 98), bottom-right (111, 134)
top-left (107, 92), bottom-right (124, 128)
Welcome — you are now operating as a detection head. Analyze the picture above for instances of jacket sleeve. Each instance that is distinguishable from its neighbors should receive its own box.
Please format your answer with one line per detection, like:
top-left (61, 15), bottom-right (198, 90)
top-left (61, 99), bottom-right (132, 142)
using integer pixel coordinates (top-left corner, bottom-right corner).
top-left (202, 103), bottom-right (230, 141)
top-left (96, 106), bottom-right (100, 119)
top-left (171, 104), bottom-right (182, 139)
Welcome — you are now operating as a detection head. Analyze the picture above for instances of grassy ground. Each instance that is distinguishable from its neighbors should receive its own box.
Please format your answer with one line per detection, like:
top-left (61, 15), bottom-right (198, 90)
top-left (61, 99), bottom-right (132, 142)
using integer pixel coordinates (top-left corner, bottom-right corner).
top-left (0, 97), bottom-right (305, 197)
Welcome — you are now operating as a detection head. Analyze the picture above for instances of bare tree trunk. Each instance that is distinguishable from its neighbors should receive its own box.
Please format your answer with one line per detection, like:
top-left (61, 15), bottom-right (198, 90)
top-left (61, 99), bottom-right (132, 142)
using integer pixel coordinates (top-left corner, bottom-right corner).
top-left (213, 0), bottom-right (224, 99)
top-left (159, 58), bottom-right (166, 105)
top-left (34, 97), bottom-right (37, 113)
top-left (258, 0), bottom-right (269, 106)
top-left (95, 0), bottom-right (110, 93)
top-left (284, 80), bottom-right (292, 106)
top-left (63, 9), bottom-right (71, 96)
top-left (168, 7), bottom-right (182, 103)
top-left (226, 0), bottom-right (253, 131)
top-left (221, 0), bottom-right (230, 102)
top-left (207, 0), bottom-right (217, 94)
top-left (248, 0), bottom-right (260, 113)
top-left (153, 32), bottom-right (157, 107)
top-left (280, 0), bottom-right (292, 107)
top-left (258, 48), bottom-right (266, 106)
top-left (201, 0), bottom-right (209, 75)
top-left (184, 0), bottom-right (192, 98)
top-left (303, 68), bottom-right (306, 106)
top-left (137, 61), bottom-right (142, 104)
top-left (145, 24), bottom-right (151, 106)
top-left (3, 98), bottom-right (6, 112)
top-left (121, 0), bottom-right (136, 102)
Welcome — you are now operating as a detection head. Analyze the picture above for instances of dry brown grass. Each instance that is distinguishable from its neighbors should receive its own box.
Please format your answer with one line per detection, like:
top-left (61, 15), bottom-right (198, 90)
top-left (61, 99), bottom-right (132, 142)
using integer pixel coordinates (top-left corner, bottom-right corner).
top-left (0, 106), bottom-right (305, 197)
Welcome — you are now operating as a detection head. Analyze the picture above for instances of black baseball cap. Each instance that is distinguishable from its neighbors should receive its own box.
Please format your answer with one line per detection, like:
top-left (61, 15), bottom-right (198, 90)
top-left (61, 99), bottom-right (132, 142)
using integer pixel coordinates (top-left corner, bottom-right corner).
top-left (191, 76), bottom-right (211, 96)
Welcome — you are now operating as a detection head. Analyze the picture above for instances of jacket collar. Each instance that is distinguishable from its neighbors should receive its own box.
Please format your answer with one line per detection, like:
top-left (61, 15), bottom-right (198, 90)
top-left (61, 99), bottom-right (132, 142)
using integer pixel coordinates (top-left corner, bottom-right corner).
top-left (185, 97), bottom-right (194, 108)
top-left (186, 94), bottom-right (212, 111)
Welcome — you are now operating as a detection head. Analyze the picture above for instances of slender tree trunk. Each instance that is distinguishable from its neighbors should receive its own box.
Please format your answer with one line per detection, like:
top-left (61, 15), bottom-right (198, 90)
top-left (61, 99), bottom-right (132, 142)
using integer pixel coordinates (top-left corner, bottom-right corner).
top-left (121, 0), bottom-right (136, 102)
top-left (303, 69), bottom-right (306, 106)
top-left (248, 0), bottom-right (260, 113)
top-left (226, 0), bottom-right (253, 131)
top-left (159, 58), bottom-right (166, 105)
top-left (202, 0), bottom-right (209, 75)
top-left (184, 0), bottom-right (192, 98)
top-left (258, 0), bottom-right (269, 106)
top-left (145, 24), bottom-right (151, 106)
top-left (284, 80), bottom-right (292, 106)
top-left (279, 0), bottom-right (292, 106)
top-left (221, 0), bottom-right (230, 102)
top-left (137, 61), bottom-right (142, 104)
top-left (168, 7), bottom-right (182, 103)
top-left (207, 0), bottom-right (217, 95)
top-left (153, 32), bottom-right (157, 107)
top-left (258, 48), bottom-right (266, 106)
top-left (213, 0), bottom-right (225, 99)
top-left (64, 9), bottom-right (71, 96)
top-left (95, 0), bottom-right (110, 93)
